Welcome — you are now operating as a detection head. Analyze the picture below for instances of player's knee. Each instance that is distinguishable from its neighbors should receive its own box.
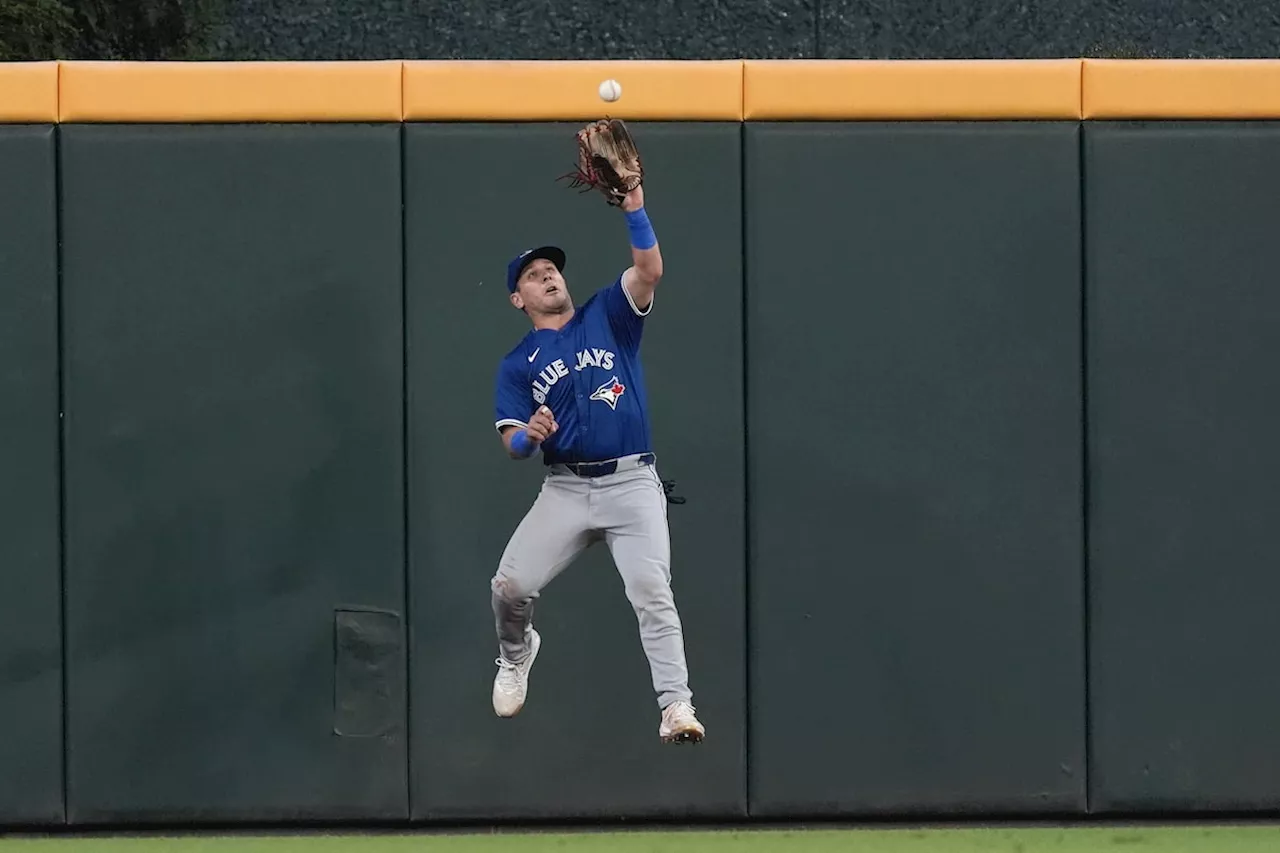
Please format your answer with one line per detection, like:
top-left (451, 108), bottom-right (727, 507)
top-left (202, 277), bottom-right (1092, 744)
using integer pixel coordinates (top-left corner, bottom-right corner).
top-left (491, 571), bottom-right (535, 603)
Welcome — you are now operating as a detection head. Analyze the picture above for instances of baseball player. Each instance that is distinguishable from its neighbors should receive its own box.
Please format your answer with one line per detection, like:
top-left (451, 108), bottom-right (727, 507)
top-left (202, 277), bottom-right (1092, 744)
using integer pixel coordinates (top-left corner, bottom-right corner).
top-left (488, 179), bottom-right (704, 744)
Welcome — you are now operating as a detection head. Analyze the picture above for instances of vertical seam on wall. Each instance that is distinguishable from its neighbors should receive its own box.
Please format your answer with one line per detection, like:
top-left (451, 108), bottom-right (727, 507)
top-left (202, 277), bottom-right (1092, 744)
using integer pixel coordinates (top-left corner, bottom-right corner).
top-left (53, 121), bottom-right (69, 825)
top-left (1078, 60), bottom-right (1086, 121)
top-left (739, 119), bottom-right (752, 819)
top-left (398, 120), bottom-right (413, 820)
top-left (1078, 118), bottom-right (1093, 815)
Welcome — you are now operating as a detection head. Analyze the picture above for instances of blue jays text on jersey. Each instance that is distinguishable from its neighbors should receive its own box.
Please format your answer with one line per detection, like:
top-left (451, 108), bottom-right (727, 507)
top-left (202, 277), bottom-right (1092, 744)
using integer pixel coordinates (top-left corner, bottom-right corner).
top-left (494, 274), bottom-right (653, 465)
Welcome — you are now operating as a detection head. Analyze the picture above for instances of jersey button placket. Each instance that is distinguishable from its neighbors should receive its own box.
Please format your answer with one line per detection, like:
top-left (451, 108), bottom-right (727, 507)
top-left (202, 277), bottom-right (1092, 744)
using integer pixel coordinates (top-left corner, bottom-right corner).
top-left (575, 367), bottom-right (588, 457)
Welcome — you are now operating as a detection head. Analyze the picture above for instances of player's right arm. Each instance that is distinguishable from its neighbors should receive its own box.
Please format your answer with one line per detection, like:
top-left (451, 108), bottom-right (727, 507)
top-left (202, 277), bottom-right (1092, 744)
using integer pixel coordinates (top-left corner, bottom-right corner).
top-left (499, 407), bottom-right (558, 459)
top-left (494, 356), bottom-right (558, 460)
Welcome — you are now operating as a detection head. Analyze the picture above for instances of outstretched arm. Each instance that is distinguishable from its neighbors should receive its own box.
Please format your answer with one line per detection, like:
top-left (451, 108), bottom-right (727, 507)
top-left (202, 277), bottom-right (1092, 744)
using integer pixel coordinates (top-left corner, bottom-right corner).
top-left (619, 185), bottom-right (663, 312)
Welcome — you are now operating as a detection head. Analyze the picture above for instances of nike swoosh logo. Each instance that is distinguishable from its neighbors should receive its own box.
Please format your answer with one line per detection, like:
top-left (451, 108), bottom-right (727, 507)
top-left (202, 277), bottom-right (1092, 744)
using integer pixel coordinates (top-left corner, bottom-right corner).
top-left (527, 348), bottom-right (539, 363)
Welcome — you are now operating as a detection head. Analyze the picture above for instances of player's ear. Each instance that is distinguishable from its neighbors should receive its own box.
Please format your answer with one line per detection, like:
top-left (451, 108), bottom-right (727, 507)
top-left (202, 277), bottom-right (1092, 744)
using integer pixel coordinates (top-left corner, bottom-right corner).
top-left (509, 292), bottom-right (523, 310)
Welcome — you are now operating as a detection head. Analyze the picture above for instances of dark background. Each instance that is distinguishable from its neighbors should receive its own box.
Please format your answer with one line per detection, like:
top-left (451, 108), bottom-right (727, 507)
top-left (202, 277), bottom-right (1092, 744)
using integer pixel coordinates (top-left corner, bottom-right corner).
top-left (745, 122), bottom-right (1085, 818)
top-left (208, 0), bottom-right (1280, 60)
top-left (59, 125), bottom-right (408, 823)
top-left (2, 116), bottom-right (1273, 826)
top-left (0, 125), bottom-right (64, 826)
top-left (1084, 122), bottom-right (1280, 814)
top-left (4, 0), bottom-right (1279, 62)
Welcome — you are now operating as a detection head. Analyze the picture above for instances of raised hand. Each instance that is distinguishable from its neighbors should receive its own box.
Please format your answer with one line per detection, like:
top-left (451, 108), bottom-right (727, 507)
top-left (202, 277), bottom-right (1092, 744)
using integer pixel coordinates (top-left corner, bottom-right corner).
top-left (525, 405), bottom-right (558, 443)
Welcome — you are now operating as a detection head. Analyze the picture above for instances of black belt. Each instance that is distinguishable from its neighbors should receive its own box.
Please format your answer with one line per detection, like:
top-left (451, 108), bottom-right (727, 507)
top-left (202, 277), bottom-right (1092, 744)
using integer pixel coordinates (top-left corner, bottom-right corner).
top-left (561, 452), bottom-right (655, 478)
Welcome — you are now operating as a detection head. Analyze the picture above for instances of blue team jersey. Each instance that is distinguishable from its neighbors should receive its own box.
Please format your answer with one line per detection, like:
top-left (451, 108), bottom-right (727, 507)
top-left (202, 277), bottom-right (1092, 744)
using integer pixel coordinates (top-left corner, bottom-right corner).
top-left (494, 274), bottom-right (652, 465)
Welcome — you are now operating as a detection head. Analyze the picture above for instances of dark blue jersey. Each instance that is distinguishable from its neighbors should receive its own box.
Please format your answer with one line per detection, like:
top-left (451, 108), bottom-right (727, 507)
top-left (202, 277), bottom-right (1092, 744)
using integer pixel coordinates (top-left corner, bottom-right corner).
top-left (494, 274), bottom-right (652, 465)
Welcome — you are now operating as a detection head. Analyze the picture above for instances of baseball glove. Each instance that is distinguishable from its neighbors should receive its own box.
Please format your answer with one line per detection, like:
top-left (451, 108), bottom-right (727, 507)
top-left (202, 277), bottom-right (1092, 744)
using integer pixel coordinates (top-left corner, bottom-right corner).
top-left (559, 118), bottom-right (644, 207)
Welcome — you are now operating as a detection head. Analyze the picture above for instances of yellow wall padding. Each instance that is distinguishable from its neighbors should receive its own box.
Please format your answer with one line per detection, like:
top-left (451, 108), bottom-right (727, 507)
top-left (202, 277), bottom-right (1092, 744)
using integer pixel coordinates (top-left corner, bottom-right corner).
top-left (0, 61), bottom-right (59, 123)
top-left (743, 59), bottom-right (1084, 120)
top-left (3, 59), bottom-right (1279, 124)
top-left (402, 60), bottom-right (745, 121)
top-left (1083, 59), bottom-right (1280, 119)
top-left (58, 61), bottom-right (404, 122)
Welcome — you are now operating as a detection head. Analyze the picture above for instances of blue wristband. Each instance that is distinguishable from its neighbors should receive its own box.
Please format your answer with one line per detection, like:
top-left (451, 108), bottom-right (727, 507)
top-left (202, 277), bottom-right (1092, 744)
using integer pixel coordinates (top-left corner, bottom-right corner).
top-left (624, 206), bottom-right (657, 250)
top-left (509, 429), bottom-right (536, 458)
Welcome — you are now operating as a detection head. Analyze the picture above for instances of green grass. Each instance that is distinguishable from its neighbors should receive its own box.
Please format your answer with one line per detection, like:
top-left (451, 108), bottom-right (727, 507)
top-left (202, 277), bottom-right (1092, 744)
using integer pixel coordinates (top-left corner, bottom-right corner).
top-left (3, 826), bottom-right (1280, 853)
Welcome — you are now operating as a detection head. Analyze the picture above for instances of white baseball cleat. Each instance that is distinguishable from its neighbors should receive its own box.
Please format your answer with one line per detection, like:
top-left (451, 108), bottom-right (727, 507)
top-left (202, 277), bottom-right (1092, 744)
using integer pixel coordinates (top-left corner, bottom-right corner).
top-left (492, 628), bottom-right (541, 717)
top-left (659, 700), bottom-right (705, 744)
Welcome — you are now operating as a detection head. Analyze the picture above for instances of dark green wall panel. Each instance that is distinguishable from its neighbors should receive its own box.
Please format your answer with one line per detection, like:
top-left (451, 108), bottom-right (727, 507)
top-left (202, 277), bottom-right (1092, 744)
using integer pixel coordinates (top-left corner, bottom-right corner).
top-left (0, 126), bottom-right (64, 826)
top-left (405, 123), bottom-right (745, 820)
top-left (1086, 122), bottom-right (1280, 813)
top-left (745, 123), bottom-right (1085, 817)
top-left (60, 125), bottom-right (407, 823)
top-left (3, 113), bottom-right (1272, 826)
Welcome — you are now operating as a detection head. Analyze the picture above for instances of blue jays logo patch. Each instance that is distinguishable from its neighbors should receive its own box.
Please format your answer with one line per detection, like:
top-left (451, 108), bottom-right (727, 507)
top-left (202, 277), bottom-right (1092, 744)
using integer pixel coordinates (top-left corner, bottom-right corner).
top-left (590, 376), bottom-right (626, 410)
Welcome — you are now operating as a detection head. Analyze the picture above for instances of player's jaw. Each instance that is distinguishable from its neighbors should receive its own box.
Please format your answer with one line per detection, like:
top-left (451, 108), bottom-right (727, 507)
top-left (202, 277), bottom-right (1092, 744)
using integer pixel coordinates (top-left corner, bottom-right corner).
top-left (529, 283), bottom-right (571, 315)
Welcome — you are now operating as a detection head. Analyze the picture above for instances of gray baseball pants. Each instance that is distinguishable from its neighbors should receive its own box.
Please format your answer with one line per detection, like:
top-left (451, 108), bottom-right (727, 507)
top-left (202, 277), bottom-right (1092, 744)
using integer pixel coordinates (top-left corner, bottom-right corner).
top-left (490, 453), bottom-right (693, 709)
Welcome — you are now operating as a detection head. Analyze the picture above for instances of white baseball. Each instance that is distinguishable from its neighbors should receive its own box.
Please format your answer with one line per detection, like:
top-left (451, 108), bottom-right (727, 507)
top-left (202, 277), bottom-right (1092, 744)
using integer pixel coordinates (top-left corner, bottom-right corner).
top-left (598, 79), bottom-right (622, 102)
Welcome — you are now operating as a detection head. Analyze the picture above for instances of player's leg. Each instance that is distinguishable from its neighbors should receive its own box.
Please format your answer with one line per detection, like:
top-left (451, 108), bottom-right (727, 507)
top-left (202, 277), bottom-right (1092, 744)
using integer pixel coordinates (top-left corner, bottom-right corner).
top-left (490, 472), bottom-right (596, 716)
top-left (594, 463), bottom-right (704, 743)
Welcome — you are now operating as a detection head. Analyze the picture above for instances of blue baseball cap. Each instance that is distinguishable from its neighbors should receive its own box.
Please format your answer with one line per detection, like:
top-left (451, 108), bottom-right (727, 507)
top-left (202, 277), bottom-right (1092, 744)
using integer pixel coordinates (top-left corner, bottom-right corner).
top-left (507, 245), bottom-right (566, 293)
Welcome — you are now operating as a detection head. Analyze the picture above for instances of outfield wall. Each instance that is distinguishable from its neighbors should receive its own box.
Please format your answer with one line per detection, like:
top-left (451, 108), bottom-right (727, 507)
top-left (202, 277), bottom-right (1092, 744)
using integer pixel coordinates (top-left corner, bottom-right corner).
top-left (2, 58), bottom-right (1280, 826)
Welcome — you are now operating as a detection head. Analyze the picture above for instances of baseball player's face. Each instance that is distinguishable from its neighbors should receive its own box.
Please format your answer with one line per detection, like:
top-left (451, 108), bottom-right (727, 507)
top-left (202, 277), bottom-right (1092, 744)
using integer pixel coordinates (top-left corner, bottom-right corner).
top-left (514, 259), bottom-right (571, 316)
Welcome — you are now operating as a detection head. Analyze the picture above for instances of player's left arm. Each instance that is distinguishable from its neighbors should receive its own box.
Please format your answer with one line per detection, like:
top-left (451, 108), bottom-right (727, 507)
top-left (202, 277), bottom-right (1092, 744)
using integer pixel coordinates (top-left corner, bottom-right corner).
top-left (618, 185), bottom-right (662, 313)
